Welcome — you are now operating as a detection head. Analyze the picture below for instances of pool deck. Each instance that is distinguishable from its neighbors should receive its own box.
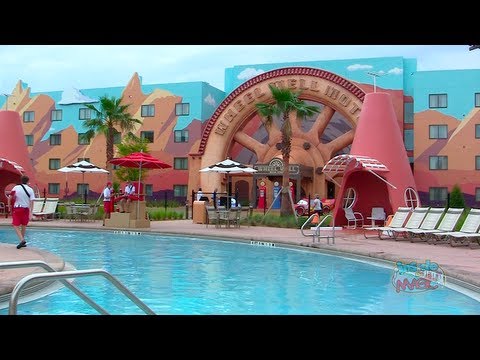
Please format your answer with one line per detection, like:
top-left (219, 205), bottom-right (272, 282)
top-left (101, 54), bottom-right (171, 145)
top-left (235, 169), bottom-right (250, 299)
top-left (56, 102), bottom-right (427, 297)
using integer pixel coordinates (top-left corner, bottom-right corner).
top-left (2, 217), bottom-right (480, 297)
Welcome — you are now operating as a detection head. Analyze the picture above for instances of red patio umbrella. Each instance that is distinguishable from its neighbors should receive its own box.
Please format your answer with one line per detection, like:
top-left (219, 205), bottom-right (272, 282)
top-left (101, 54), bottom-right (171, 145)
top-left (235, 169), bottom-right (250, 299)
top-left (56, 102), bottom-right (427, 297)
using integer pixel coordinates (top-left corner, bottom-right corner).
top-left (109, 152), bottom-right (171, 219)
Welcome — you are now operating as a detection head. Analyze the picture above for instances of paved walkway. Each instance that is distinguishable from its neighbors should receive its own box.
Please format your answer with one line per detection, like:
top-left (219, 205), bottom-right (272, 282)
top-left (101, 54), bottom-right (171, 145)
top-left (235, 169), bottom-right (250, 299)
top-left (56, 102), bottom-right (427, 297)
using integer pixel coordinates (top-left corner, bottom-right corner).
top-left (2, 217), bottom-right (480, 297)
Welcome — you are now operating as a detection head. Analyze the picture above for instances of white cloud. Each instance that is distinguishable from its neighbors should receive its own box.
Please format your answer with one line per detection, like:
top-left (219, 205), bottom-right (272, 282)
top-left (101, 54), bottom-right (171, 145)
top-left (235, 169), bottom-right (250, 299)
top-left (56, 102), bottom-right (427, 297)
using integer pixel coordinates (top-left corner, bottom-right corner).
top-left (377, 70), bottom-right (386, 75)
top-left (388, 67), bottom-right (403, 75)
top-left (58, 87), bottom-right (97, 105)
top-left (204, 93), bottom-right (216, 107)
top-left (237, 67), bottom-right (265, 80)
top-left (347, 64), bottom-right (373, 71)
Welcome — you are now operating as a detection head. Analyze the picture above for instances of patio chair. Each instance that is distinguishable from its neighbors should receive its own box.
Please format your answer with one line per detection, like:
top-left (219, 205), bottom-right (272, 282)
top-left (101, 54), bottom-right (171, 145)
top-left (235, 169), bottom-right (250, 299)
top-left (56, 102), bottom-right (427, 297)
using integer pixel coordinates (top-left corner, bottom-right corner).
top-left (390, 207), bottom-right (430, 240)
top-left (408, 207), bottom-right (464, 242)
top-left (429, 208), bottom-right (480, 246)
top-left (364, 207), bottom-right (386, 227)
top-left (363, 207), bottom-right (411, 239)
top-left (344, 208), bottom-right (364, 229)
top-left (206, 206), bottom-right (220, 228)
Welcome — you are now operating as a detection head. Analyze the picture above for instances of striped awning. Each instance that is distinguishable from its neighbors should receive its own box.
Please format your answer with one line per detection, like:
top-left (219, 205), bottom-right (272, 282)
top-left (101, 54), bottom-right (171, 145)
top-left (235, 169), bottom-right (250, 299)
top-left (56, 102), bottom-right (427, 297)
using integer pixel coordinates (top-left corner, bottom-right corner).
top-left (323, 154), bottom-right (389, 175)
top-left (322, 154), bottom-right (396, 189)
top-left (0, 157), bottom-right (25, 175)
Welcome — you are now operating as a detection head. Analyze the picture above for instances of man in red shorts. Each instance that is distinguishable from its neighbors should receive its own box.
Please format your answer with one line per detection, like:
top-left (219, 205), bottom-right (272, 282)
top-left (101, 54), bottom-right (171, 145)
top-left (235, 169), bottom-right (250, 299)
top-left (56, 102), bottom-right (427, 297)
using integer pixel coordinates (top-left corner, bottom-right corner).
top-left (10, 175), bottom-right (35, 249)
top-left (103, 181), bottom-right (113, 226)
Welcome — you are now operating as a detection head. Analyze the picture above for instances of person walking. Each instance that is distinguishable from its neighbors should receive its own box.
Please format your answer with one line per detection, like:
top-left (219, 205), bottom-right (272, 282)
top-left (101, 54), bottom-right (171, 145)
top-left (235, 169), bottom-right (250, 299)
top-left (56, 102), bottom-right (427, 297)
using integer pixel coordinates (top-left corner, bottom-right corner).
top-left (313, 194), bottom-right (323, 216)
top-left (10, 175), bottom-right (35, 249)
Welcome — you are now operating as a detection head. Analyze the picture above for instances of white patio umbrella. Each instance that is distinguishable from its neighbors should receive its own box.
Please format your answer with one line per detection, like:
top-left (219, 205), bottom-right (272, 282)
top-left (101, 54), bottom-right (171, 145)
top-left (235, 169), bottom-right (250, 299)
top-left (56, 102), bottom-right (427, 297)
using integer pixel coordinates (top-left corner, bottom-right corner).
top-left (58, 160), bottom-right (109, 203)
top-left (200, 158), bottom-right (257, 208)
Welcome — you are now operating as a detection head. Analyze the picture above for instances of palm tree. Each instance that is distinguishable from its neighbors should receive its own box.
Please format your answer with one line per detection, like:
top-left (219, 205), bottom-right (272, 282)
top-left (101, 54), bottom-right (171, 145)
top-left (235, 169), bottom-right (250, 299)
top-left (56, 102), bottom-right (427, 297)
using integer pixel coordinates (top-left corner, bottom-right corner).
top-left (82, 95), bottom-right (142, 181)
top-left (256, 84), bottom-right (320, 216)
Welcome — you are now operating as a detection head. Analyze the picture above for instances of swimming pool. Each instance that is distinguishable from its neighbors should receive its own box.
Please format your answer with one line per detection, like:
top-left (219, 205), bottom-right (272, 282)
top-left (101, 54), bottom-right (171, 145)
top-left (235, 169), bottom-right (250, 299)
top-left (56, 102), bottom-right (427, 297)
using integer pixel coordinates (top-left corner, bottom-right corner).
top-left (1, 228), bottom-right (480, 315)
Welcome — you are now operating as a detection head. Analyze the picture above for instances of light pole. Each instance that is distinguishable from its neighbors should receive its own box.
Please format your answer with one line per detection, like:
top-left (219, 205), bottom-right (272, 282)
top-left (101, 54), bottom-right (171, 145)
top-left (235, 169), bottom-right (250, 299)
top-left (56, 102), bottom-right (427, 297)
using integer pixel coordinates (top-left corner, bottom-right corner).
top-left (366, 71), bottom-right (384, 93)
top-left (2, 94), bottom-right (11, 111)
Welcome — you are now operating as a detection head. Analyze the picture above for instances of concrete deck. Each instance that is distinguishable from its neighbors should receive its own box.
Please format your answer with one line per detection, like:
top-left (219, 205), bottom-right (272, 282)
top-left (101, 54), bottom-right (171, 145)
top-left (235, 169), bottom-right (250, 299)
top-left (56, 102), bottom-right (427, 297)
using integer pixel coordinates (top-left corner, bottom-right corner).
top-left (2, 217), bottom-right (480, 298)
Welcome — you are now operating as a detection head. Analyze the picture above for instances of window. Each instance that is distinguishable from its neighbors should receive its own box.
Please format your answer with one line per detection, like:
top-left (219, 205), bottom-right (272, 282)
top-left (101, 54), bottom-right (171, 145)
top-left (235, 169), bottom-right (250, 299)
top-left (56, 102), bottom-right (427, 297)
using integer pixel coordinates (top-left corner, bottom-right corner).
top-left (174, 157), bottom-right (188, 170)
top-left (23, 111), bottom-right (35, 122)
top-left (476, 124), bottom-right (480, 139)
top-left (77, 183), bottom-right (89, 197)
top-left (174, 129), bottom-right (189, 143)
top-left (140, 131), bottom-right (154, 143)
top-left (475, 93), bottom-right (480, 107)
top-left (141, 104), bottom-right (155, 117)
top-left (25, 134), bottom-right (33, 146)
top-left (476, 156), bottom-right (480, 170)
top-left (404, 129), bottom-right (413, 150)
top-left (51, 110), bottom-right (62, 121)
top-left (48, 183), bottom-right (60, 195)
top-left (174, 185), bottom-right (188, 197)
top-left (79, 108), bottom-right (92, 120)
top-left (429, 187), bottom-right (448, 202)
top-left (342, 188), bottom-right (356, 209)
top-left (429, 156), bottom-right (448, 170)
top-left (113, 131), bottom-right (121, 144)
top-left (429, 94), bottom-right (447, 108)
top-left (78, 133), bottom-right (90, 145)
top-left (476, 188), bottom-right (480, 202)
top-left (145, 184), bottom-right (153, 196)
top-left (49, 158), bottom-right (61, 170)
top-left (404, 188), bottom-right (419, 210)
top-left (429, 125), bottom-right (448, 139)
top-left (49, 134), bottom-right (61, 145)
top-left (404, 102), bottom-right (413, 124)
top-left (175, 103), bottom-right (190, 116)
top-left (77, 157), bottom-right (90, 162)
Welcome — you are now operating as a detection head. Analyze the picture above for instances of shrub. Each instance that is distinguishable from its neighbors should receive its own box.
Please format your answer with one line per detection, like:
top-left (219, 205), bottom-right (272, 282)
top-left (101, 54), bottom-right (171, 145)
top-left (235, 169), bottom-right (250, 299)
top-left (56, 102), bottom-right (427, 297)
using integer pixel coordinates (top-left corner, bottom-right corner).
top-left (449, 184), bottom-right (466, 209)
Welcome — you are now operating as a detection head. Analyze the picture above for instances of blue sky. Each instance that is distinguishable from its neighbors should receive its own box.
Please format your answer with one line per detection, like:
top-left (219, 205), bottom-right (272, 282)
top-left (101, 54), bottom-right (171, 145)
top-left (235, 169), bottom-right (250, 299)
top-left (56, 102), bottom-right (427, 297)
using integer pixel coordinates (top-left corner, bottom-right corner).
top-left (1, 45), bottom-right (479, 95)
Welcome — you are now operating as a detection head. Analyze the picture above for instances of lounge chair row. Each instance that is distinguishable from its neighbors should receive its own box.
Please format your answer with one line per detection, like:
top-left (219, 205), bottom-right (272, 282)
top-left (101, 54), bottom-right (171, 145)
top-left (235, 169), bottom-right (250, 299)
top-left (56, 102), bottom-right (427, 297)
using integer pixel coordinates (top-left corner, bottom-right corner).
top-left (31, 198), bottom-right (59, 220)
top-left (363, 206), bottom-right (480, 246)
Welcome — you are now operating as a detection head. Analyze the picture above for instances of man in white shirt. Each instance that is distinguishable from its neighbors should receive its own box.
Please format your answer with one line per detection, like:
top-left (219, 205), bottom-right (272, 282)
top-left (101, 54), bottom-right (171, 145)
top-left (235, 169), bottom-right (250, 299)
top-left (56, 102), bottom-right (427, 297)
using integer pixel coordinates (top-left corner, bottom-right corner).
top-left (10, 175), bottom-right (35, 249)
top-left (118, 181), bottom-right (136, 213)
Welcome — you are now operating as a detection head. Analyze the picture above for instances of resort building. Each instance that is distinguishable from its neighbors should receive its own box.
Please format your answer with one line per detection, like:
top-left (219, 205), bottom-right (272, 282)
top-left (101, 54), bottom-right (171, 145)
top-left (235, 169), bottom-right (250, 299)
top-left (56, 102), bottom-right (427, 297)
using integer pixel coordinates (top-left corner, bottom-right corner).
top-left (1, 55), bottom-right (480, 209)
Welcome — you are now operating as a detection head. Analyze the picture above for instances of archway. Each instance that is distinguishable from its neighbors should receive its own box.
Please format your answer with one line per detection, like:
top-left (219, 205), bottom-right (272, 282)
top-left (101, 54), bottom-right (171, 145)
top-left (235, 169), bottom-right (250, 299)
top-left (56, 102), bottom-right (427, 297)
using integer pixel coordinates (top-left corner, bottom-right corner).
top-left (189, 67), bottom-right (366, 203)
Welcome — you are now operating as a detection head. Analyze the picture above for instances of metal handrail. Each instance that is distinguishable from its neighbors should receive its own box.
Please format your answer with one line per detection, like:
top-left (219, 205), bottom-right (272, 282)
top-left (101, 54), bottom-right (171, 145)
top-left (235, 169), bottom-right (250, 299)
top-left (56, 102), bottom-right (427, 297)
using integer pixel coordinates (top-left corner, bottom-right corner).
top-left (300, 214), bottom-right (335, 244)
top-left (1, 261), bottom-right (156, 315)
top-left (0, 260), bottom-right (108, 314)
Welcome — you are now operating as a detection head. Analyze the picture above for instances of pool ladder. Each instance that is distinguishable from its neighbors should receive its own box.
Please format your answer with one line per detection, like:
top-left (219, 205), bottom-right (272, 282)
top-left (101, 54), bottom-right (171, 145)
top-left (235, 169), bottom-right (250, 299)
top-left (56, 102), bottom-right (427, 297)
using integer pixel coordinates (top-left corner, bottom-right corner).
top-left (0, 260), bottom-right (156, 315)
top-left (300, 214), bottom-right (335, 244)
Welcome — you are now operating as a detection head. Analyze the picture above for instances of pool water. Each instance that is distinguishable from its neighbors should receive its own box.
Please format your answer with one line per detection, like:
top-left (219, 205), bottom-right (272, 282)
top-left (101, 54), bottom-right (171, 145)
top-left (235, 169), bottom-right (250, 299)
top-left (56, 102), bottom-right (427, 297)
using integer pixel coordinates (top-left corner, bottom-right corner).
top-left (1, 229), bottom-right (480, 315)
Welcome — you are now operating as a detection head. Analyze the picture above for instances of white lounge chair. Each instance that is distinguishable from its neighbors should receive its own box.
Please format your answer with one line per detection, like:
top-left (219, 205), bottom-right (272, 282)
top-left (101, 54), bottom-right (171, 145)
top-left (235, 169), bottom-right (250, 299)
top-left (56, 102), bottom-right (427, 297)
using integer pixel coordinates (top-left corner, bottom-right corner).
top-left (430, 208), bottom-right (480, 246)
top-left (32, 198), bottom-right (59, 220)
top-left (31, 198), bottom-right (46, 219)
top-left (405, 207), bottom-right (445, 241)
top-left (390, 207), bottom-right (430, 240)
top-left (408, 207), bottom-right (464, 242)
top-left (364, 207), bottom-right (411, 239)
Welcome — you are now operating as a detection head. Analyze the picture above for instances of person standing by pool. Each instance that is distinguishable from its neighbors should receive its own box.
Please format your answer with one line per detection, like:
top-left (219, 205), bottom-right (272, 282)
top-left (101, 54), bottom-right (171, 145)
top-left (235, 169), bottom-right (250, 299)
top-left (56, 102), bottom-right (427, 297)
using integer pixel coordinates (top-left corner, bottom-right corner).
top-left (103, 182), bottom-right (113, 226)
top-left (313, 194), bottom-right (323, 216)
top-left (10, 175), bottom-right (35, 249)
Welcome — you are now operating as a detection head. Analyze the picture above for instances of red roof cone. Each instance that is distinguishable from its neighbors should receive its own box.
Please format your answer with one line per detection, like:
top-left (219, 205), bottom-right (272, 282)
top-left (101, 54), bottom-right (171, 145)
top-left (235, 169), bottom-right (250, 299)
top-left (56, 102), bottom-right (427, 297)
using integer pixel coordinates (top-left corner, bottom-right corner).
top-left (0, 110), bottom-right (38, 203)
top-left (329, 92), bottom-right (419, 226)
